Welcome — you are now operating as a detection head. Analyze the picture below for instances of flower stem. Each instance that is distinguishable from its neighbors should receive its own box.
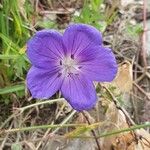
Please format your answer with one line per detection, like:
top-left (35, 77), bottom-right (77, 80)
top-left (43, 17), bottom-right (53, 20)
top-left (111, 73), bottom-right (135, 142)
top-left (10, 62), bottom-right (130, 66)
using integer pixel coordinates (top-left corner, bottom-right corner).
top-left (97, 122), bottom-right (150, 138)
top-left (1, 123), bottom-right (81, 135)
top-left (1, 121), bottom-right (149, 139)
top-left (69, 122), bottom-right (150, 139)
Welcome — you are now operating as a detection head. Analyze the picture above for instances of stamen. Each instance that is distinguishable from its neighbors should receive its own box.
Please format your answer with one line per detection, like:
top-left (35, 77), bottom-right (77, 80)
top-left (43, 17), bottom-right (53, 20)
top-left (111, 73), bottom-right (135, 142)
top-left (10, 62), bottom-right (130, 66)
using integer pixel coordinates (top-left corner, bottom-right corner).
top-left (60, 60), bottom-right (62, 65)
top-left (75, 73), bottom-right (79, 76)
top-left (71, 54), bottom-right (74, 59)
top-left (67, 73), bottom-right (73, 77)
top-left (57, 72), bottom-right (62, 77)
top-left (61, 56), bottom-right (80, 76)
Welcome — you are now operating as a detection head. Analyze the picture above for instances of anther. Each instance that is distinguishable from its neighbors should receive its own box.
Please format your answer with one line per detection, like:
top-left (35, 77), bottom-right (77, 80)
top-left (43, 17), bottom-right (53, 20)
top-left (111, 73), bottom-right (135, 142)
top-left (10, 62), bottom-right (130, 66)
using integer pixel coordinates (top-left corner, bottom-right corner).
top-left (60, 60), bottom-right (62, 65)
top-left (57, 72), bottom-right (62, 77)
top-left (71, 54), bottom-right (74, 59)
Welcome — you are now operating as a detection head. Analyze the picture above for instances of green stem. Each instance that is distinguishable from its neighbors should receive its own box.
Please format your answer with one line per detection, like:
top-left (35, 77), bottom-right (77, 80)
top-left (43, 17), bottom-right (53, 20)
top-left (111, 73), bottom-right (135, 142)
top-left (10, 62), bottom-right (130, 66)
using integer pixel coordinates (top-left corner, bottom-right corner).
top-left (1, 122), bottom-right (149, 138)
top-left (72, 122), bottom-right (150, 139)
top-left (97, 122), bottom-right (150, 138)
top-left (0, 54), bottom-right (18, 59)
top-left (1, 123), bottom-right (83, 134)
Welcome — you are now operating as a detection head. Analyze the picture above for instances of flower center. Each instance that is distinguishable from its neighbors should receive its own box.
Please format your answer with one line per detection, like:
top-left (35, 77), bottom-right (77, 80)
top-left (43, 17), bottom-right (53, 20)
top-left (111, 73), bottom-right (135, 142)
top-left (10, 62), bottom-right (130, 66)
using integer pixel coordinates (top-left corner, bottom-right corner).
top-left (60, 55), bottom-right (81, 76)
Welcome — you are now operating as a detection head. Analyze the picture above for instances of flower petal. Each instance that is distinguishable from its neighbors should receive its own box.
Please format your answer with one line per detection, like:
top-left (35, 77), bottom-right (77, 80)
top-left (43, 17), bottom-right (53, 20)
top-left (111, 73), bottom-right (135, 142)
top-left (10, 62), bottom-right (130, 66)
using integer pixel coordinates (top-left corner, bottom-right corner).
top-left (27, 66), bottom-right (63, 99)
top-left (61, 74), bottom-right (97, 111)
top-left (27, 30), bottom-right (64, 69)
top-left (63, 24), bottom-right (102, 56)
top-left (80, 47), bottom-right (117, 82)
top-left (77, 46), bottom-right (103, 62)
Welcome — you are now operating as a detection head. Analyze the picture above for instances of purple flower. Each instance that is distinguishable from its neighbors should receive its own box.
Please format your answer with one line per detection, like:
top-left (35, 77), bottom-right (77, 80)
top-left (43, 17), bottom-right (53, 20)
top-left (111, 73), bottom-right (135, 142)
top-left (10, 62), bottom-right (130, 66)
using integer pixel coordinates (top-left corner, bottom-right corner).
top-left (26, 24), bottom-right (117, 111)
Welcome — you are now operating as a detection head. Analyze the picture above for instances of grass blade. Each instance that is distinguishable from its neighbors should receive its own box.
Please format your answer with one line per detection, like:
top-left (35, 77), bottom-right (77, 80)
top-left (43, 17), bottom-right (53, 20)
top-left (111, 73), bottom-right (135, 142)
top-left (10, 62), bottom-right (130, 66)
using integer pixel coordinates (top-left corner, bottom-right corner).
top-left (0, 84), bottom-right (25, 95)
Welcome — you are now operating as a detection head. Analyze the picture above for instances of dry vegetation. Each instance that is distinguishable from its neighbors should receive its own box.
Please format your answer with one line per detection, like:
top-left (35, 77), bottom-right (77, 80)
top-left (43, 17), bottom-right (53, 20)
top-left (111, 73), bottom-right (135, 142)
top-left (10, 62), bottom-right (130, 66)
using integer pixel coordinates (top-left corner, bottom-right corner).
top-left (0, 0), bottom-right (150, 149)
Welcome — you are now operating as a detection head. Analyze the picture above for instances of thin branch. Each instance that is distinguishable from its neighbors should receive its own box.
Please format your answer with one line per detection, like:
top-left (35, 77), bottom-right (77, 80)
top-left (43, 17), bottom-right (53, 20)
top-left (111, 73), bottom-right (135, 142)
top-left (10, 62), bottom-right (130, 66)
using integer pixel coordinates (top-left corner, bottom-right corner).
top-left (1, 121), bottom-right (150, 140)
top-left (133, 82), bottom-right (150, 100)
top-left (82, 111), bottom-right (101, 150)
top-left (141, 0), bottom-right (147, 67)
top-left (70, 122), bottom-right (150, 139)
top-left (0, 123), bottom-right (82, 135)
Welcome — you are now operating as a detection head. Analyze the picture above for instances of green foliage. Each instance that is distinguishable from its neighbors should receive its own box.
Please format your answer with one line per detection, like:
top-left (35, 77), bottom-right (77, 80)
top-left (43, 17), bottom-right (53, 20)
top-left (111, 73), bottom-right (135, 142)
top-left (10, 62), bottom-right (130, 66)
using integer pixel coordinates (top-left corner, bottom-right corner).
top-left (11, 143), bottom-right (22, 150)
top-left (0, 0), bottom-right (31, 103)
top-left (74, 0), bottom-right (107, 32)
top-left (0, 0), bottom-right (108, 104)
top-left (37, 20), bottom-right (56, 29)
top-left (0, 84), bottom-right (25, 95)
top-left (126, 23), bottom-right (143, 37)
top-left (0, 83), bottom-right (25, 104)
top-left (105, 10), bottom-right (118, 25)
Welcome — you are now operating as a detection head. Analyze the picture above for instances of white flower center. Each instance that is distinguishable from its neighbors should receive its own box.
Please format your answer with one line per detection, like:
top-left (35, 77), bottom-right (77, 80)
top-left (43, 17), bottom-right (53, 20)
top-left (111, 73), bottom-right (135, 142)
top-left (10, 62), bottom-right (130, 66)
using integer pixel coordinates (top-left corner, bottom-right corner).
top-left (60, 56), bottom-right (81, 76)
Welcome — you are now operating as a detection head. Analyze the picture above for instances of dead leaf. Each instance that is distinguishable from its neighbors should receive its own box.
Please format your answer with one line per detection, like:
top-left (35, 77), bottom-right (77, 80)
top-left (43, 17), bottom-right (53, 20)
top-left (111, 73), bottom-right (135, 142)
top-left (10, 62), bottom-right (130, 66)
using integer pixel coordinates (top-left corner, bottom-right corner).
top-left (113, 60), bottom-right (133, 92)
top-left (100, 102), bottom-right (129, 150)
top-left (100, 101), bottom-right (150, 150)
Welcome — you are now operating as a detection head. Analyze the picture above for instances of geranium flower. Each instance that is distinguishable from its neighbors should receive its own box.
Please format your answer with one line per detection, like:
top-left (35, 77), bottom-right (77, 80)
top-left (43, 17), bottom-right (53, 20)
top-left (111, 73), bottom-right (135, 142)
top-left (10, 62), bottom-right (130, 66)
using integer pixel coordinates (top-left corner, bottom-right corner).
top-left (26, 24), bottom-right (117, 111)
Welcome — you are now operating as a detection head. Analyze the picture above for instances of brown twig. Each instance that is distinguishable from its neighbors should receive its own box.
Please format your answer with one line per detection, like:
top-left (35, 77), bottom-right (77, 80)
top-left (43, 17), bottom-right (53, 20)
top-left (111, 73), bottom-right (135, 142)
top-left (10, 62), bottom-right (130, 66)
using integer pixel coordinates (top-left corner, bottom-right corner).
top-left (58, 0), bottom-right (72, 12)
top-left (140, 136), bottom-right (150, 147)
top-left (141, 0), bottom-right (147, 68)
top-left (81, 111), bottom-right (101, 150)
top-left (133, 82), bottom-right (150, 100)
top-left (115, 49), bottom-right (150, 80)
top-left (0, 122), bottom-right (13, 149)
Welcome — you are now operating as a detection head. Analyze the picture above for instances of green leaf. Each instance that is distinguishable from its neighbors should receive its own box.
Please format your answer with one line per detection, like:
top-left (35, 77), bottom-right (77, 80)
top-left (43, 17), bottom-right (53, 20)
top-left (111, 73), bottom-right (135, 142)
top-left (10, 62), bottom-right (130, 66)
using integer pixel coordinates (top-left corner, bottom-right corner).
top-left (0, 32), bottom-right (20, 52)
top-left (11, 143), bottom-right (22, 150)
top-left (126, 23), bottom-right (143, 37)
top-left (0, 54), bottom-right (18, 59)
top-left (0, 84), bottom-right (25, 95)
top-left (11, 11), bottom-right (22, 37)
